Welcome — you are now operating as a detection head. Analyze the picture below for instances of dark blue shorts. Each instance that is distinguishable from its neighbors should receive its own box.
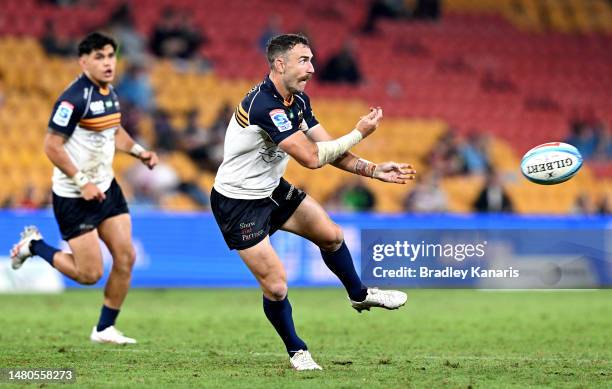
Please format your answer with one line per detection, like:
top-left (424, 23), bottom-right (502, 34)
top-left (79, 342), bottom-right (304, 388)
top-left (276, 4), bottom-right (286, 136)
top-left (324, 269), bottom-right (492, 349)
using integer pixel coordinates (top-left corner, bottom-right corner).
top-left (52, 179), bottom-right (129, 241)
top-left (211, 178), bottom-right (306, 250)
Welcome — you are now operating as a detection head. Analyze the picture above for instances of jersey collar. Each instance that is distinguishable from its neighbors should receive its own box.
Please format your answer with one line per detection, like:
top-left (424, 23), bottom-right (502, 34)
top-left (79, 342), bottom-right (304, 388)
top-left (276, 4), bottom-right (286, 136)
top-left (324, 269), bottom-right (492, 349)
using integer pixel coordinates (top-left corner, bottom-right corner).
top-left (264, 75), bottom-right (294, 107)
top-left (81, 73), bottom-right (111, 96)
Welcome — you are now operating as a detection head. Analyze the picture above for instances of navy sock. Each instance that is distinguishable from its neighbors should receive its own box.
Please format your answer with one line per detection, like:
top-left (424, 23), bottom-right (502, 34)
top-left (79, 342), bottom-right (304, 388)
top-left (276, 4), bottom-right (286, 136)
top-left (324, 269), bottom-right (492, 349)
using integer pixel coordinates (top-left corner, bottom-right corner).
top-left (321, 241), bottom-right (368, 302)
top-left (96, 305), bottom-right (120, 332)
top-left (30, 239), bottom-right (59, 267)
top-left (263, 296), bottom-right (307, 357)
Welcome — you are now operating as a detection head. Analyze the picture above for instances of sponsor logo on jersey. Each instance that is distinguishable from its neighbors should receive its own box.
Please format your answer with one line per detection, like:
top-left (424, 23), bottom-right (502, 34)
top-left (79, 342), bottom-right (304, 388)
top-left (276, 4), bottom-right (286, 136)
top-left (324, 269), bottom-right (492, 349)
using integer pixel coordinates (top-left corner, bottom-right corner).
top-left (269, 109), bottom-right (292, 132)
top-left (52, 101), bottom-right (74, 127)
top-left (105, 100), bottom-right (113, 108)
top-left (89, 100), bottom-right (105, 114)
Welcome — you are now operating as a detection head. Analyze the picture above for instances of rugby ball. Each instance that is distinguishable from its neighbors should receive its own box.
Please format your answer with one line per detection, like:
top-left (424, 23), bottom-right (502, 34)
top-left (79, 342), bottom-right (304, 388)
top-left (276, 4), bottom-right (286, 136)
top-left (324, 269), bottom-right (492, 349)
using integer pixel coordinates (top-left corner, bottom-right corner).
top-left (520, 142), bottom-right (582, 185)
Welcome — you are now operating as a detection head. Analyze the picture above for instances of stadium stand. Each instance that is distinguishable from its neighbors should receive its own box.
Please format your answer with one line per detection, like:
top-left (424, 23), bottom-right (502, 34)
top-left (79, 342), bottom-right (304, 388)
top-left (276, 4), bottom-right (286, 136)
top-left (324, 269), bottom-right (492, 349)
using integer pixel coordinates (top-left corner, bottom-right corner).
top-left (0, 0), bottom-right (610, 213)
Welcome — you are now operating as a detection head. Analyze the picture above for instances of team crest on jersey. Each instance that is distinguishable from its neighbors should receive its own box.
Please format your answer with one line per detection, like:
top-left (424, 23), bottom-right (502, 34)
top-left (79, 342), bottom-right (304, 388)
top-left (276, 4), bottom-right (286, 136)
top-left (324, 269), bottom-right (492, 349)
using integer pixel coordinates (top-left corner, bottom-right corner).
top-left (269, 109), bottom-right (292, 132)
top-left (52, 101), bottom-right (74, 127)
top-left (89, 100), bottom-right (105, 115)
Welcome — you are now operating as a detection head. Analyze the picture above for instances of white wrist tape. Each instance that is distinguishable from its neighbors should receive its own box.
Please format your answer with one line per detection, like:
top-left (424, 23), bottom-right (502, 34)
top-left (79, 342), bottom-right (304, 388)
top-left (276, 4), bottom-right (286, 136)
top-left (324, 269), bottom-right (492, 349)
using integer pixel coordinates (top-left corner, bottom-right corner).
top-left (130, 143), bottom-right (146, 157)
top-left (72, 171), bottom-right (90, 188)
top-left (316, 129), bottom-right (363, 167)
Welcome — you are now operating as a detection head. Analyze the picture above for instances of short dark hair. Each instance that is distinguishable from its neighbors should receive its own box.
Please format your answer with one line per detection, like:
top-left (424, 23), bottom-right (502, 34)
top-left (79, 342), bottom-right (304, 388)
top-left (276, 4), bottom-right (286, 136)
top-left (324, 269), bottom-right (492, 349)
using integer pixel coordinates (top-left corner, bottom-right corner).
top-left (78, 32), bottom-right (117, 56)
top-left (266, 34), bottom-right (309, 67)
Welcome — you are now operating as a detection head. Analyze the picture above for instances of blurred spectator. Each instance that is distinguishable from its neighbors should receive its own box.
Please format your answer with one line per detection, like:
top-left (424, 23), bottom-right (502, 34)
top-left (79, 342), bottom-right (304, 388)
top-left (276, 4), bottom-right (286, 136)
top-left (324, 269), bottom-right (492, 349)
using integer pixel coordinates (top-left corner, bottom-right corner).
top-left (327, 177), bottom-right (376, 212)
top-left (125, 155), bottom-right (178, 207)
top-left (362, 0), bottom-right (411, 33)
top-left (202, 103), bottom-right (233, 171)
top-left (124, 154), bottom-right (209, 208)
top-left (13, 185), bottom-right (51, 210)
top-left (105, 2), bottom-right (147, 61)
top-left (150, 8), bottom-right (207, 61)
top-left (473, 170), bottom-right (513, 213)
top-left (565, 117), bottom-right (599, 160)
top-left (429, 131), bottom-right (464, 176)
top-left (481, 70), bottom-right (517, 93)
top-left (404, 173), bottom-right (447, 213)
top-left (179, 109), bottom-right (215, 170)
top-left (15, 186), bottom-right (40, 209)
top-left (597, 194), bottom-right (612, 215)
top-left (592, 122), bottom-right (611, 161)
top-left (413, 0), bottom-right (441, 20)
top-left (319, 41), bottom-right (362, 85)
top-left (153, 110), bottom-right (178, 152)
top-left (116, 59), bottom-right (155, 112)
top-left (459, 132), bottom-right (490, 175)
top-left (41, 20), bottom-right (75, 57)
top-left (258, 15), bottom-right (282, 52)
top-left (572, 192), bottom-right (595, 215)
top-left (118, 100), bottom-right (143, 140)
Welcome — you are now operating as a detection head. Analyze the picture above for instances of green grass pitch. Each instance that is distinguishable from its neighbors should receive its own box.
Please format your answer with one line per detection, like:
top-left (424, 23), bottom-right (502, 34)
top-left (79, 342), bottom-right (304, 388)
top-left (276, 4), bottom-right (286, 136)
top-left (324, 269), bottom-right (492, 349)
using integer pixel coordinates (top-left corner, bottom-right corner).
top-left (1, 289), bottom-right (610, 388)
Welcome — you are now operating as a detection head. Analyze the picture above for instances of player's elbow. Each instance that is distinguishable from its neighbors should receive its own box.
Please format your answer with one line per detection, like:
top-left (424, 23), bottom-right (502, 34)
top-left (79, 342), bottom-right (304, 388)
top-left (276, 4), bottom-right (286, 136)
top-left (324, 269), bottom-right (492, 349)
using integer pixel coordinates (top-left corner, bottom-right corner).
top-left (299, 155), bottom-right (320, 169)
top-left (295, 149), bottom-right (321, 169)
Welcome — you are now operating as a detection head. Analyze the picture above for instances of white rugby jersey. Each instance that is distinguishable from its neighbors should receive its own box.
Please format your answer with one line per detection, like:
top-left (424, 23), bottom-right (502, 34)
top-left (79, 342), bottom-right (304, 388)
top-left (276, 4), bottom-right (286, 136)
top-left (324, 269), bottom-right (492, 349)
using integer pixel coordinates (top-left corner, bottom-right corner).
top-left (213, 76), bottom-right (319, 199)
top-left (47, 74), bottom-right (121, 198)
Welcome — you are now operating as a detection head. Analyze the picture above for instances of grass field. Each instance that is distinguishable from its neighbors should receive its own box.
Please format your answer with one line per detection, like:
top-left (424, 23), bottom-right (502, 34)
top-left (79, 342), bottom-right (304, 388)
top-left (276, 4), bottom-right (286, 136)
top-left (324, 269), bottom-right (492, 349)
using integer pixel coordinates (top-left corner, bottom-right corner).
top-left (1, 288), bottom-right (611, 388)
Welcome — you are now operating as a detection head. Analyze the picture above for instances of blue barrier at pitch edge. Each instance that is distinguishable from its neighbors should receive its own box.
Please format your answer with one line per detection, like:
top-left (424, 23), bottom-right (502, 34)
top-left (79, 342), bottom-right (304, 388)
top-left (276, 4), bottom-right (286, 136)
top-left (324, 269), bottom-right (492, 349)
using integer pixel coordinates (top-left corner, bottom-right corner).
top-left (0, 210), bottom-right (610, 288)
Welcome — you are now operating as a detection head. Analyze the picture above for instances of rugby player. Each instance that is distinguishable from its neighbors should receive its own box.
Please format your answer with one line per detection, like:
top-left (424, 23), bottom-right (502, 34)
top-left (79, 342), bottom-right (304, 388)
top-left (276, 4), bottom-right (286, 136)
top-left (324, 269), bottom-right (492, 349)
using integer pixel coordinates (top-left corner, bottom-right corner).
top-left (211, 34), bottom-right (415, 370)
top-left (10, 32), bottom-right (158, 344)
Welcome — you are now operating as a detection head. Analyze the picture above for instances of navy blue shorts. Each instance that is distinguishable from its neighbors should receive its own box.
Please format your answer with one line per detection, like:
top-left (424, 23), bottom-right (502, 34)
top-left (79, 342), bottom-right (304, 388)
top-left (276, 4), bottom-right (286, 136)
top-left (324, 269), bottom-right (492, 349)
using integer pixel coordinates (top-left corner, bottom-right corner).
top-left (211, 178), bottom-right (306, 250)
top-left (52, 179), bottom-right (129, 241)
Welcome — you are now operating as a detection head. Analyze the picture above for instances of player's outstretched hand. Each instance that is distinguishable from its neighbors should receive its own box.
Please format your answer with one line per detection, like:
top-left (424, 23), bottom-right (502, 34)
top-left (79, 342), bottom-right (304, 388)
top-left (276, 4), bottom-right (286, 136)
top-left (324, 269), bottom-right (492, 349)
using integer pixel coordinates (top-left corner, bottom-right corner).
top-left (356, 107), bottom-right (383, 138)
top-left (140, 150), bottom-right (159, 170)
top-left (81, 182), bottom-right (106, 202)
top-left (373, 162), bottom-right (416, 184)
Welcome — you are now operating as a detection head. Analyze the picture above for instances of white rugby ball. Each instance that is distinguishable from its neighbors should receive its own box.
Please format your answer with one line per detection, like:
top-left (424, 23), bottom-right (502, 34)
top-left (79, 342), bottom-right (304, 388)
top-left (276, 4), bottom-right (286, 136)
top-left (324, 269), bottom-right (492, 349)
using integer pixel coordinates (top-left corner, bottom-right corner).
top-left (520, 142), bottom-right (583, 185)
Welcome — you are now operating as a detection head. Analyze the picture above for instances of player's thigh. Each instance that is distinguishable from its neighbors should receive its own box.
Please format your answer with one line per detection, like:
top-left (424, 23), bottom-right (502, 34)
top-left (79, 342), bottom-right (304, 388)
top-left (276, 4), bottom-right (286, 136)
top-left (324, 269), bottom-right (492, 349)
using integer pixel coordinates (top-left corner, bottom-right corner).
top-left (67, 229), bottom-right (104, 275)
top-left (97, 213), bottom-right (135, 265)
top-left (280, 195), bottom-right (343, 249)
top-left (238, 236), bottom-right (287, 286)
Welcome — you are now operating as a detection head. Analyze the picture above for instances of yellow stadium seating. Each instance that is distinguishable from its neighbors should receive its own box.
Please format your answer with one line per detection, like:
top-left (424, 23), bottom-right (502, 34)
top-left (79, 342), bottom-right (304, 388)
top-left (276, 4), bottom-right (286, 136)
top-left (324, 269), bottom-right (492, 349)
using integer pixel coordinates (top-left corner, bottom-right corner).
top-left (1, 36), bottom-right (610, 213)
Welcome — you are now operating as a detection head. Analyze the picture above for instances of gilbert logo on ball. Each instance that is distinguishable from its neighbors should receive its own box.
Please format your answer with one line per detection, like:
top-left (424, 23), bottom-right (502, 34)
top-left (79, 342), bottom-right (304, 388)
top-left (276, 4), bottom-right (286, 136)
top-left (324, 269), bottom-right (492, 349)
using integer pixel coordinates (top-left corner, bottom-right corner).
top-left (520, 142), bottom-right (583, 185)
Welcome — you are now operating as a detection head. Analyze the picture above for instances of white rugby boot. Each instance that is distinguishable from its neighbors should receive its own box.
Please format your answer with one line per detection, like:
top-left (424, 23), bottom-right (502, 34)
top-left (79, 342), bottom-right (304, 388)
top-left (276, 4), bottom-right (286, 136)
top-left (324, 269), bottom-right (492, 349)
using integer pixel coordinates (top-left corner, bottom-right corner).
top-left (290, 350), bottom-right (323, 371)
top-left (350, 287), bottom-right (407, 312)
top-left (90, 326), bottom-right (137, 345)
top-left (10, 225), bottom-right (43, 270)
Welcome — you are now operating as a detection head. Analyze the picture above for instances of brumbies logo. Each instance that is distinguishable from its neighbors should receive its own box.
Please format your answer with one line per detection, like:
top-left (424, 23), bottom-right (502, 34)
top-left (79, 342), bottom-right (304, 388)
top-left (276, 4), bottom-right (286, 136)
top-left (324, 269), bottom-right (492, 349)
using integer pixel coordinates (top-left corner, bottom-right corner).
top-left (269, 109), bottom-right (292, 132)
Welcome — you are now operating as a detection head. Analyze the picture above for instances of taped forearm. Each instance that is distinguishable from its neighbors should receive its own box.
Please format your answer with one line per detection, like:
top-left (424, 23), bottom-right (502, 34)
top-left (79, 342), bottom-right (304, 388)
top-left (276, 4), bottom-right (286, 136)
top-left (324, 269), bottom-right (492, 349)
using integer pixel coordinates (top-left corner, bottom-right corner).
top-left (316, 129), bottom-right (362, 167)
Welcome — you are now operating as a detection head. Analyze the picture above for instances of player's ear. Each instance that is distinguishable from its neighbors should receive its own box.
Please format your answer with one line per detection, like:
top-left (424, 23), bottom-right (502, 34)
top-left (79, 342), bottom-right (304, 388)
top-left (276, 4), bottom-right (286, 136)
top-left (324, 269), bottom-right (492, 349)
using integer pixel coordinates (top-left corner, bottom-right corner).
top-left (275, 57), bottom-right (285, 74)
top-left (78, 55), bottom-right (87, 70)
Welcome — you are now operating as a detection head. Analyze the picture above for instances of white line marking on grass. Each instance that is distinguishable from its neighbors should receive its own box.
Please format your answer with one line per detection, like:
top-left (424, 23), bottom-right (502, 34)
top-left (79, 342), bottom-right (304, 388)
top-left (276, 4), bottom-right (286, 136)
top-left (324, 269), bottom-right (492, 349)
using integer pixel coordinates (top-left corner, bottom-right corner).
top-left (64, 349), bottom-right (610, 364)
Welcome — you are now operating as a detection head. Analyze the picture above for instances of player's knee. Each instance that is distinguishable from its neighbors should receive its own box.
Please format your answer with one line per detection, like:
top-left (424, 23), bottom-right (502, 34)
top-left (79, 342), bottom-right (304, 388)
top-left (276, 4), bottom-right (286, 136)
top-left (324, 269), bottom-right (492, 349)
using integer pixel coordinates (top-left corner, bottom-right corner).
top-left (319, 224), bottom-right (344, 252)
top-left (124, 247), bottom-right (137, 269)
top-left (78, 269), bottom-right (103, 285)
top-left (265, 282), bottom-right (288, 301)
top-left (113, 247), bottom-right (136, 274)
